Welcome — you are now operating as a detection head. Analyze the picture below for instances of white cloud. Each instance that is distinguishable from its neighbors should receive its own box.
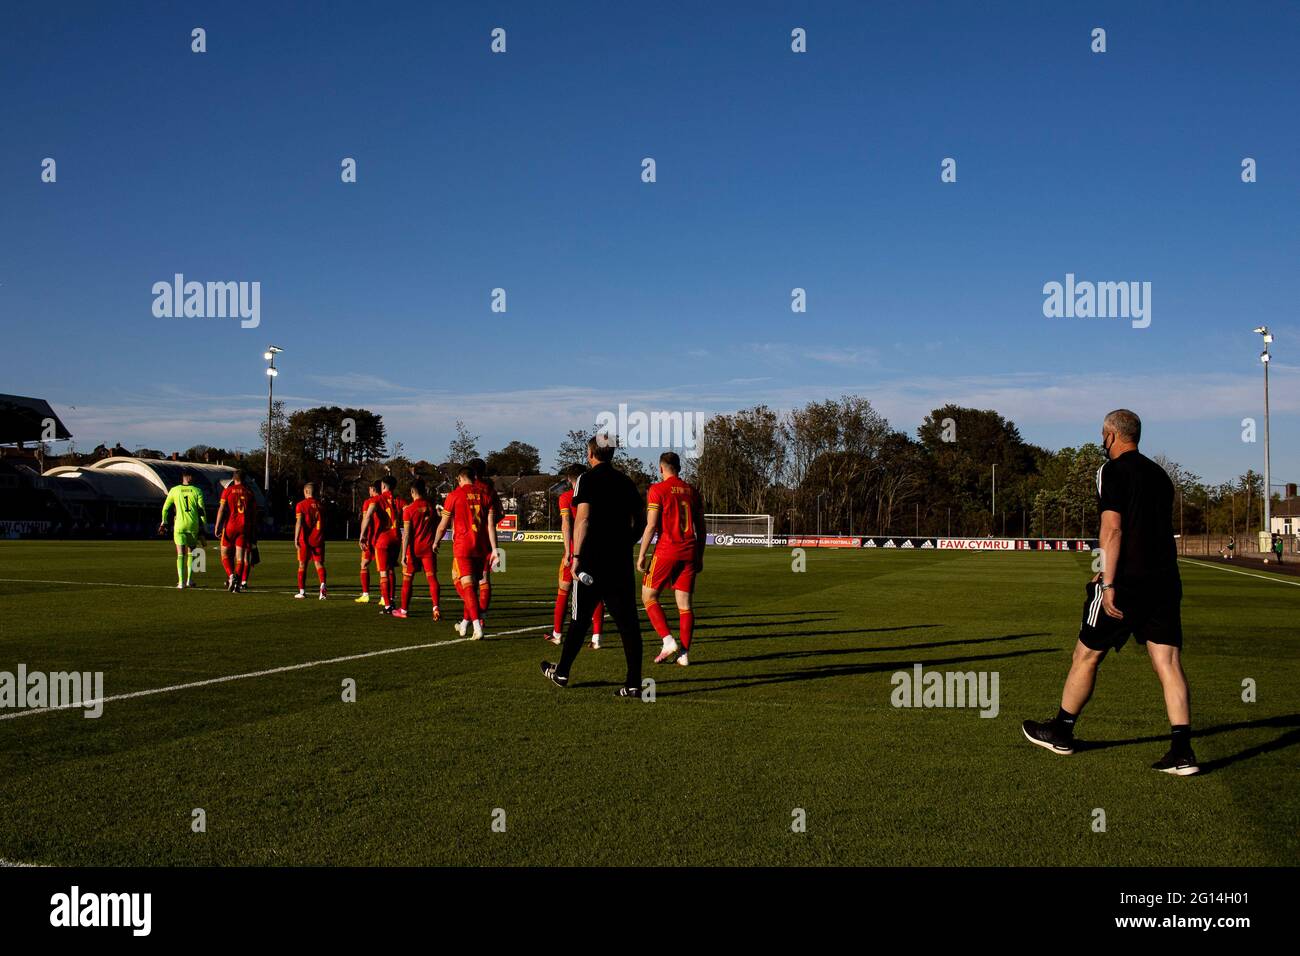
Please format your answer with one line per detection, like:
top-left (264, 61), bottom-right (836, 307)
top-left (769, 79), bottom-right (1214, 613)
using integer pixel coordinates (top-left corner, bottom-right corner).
top-left (49, 364), bottom-right (1297, 480)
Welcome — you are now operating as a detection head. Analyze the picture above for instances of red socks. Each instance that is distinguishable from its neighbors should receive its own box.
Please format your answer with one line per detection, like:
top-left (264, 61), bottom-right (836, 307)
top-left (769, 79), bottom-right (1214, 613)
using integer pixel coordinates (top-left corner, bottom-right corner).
top-left (479, 580), bottom-right (491, 613)
top-left (222, 554), bottom-right (233, 577)
top-left (317, 565), bottom-right (326, 586)
top-left (553, 589), bottom-right (568, 634)
top-left (645, 600), bottom-right (671, 638)
top-left (360, 568), bottom-right (370, 594)
top-left (454, 580), bottom-right (480, 622)
top-left (680, 611), bottom-right (694, 650)
top-left (297, 567), bottom-right (306, 590)
top-left (401, 575), bottom-right (413, 611)
top-left (592, 601), bottom-right (604, 635)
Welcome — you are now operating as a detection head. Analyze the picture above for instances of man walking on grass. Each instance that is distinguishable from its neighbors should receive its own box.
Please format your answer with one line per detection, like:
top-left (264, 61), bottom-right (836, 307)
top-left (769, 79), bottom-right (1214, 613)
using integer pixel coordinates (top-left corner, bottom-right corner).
top-left (1023, 409), bottom-right (1198, 775)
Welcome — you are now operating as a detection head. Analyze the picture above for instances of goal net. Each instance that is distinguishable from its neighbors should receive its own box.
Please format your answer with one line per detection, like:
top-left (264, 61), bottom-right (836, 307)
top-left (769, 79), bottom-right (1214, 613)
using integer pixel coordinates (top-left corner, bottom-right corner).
top-left (705, 514), bottom-right (775, 547)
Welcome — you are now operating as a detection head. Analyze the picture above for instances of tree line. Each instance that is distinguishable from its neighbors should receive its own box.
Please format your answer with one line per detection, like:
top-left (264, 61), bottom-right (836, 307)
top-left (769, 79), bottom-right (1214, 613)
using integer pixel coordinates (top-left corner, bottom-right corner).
top-left (58, 398), bottom-right (1272, 539)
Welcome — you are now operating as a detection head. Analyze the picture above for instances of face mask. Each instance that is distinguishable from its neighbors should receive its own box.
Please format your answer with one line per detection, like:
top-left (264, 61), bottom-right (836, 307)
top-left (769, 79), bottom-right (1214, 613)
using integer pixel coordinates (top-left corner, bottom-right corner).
top-left (1103, 433), bottom-right (1114, 458)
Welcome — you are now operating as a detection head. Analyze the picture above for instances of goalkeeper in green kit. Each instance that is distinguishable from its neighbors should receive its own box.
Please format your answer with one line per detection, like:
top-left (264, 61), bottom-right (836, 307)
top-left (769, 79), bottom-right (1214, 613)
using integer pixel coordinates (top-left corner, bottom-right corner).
top-left (158, 468), bottom-right (207, 588)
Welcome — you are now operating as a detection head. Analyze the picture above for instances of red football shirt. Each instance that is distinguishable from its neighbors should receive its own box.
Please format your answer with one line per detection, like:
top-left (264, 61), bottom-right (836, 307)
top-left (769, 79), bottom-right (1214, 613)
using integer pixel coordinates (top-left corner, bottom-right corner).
top-left (375, 491), bottom-right (402, 538)
top-left (475, 479), bottom-right (501, 551)
top-left (295, 498), bottom-right (324, 547)
top-left (403, 499), bottom-right (437, 554)
top-left (647, 475), bottom-right (702, 561)
top-left (443, 484), bottom-right (490, 558)
top-left (221, 483), bottom-right (253, 526)
top-left (360, 494), bottom-right (383, 543)
top-left (558, 488), bottom-right (575, 547)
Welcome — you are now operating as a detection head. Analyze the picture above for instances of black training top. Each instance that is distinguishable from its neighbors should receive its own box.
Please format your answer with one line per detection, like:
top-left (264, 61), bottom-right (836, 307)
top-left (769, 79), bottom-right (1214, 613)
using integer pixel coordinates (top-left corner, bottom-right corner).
top-left (1096, 449), bottom-right (1180, 590)
top-left (571, 461), bottom-right (646, 567)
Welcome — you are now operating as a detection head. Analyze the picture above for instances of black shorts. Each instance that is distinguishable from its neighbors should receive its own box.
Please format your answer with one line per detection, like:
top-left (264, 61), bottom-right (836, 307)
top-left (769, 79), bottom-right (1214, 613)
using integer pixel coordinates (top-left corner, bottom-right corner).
top-left (1077, 580), bottom-right (1182, 651)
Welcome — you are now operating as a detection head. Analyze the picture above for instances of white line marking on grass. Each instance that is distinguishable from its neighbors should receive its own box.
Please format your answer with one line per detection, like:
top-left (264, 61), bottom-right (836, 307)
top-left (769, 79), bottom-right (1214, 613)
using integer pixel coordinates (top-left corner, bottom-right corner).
top-left (0, 625), bottom-right (551, 721)
top-left (0, 577), bottom-right (276, 592)
top-left (1178, 559), bottom-right (1300, 587)
top-left (0, 858), bottom-right (46, 867)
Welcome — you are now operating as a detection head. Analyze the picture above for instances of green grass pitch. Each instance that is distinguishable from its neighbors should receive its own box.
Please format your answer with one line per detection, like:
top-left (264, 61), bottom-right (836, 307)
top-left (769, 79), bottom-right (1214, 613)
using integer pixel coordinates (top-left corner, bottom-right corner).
top-left (0, 539), bottom-right (1295, 866)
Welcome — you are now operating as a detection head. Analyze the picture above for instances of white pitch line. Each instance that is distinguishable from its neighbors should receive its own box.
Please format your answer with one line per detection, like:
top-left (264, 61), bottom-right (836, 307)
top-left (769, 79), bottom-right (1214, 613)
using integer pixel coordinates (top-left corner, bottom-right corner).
top-left (1178, 559), bottom-right (1300, 587)
top-left (0, 625), bottom-right (550, 721)
top-left (0, 577), bottom-right (277, 592)
top-left (0, 578), bottom-right (558, 602)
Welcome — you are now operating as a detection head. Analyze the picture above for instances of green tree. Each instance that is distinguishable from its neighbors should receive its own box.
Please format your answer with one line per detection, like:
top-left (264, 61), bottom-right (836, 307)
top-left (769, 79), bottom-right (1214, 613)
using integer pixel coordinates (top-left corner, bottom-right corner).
top-left (554, 429), bottom-right (591, 473)
top-left (449, 421), bottom-right (479, 463)
top-left (485, 441), bottom-right (541, 476)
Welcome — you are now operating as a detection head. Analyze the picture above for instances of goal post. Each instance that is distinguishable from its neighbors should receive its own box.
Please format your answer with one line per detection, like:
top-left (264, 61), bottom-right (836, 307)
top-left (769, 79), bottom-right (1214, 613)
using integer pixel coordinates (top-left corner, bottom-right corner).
top-left (705, 514), bottom-right (775, 546)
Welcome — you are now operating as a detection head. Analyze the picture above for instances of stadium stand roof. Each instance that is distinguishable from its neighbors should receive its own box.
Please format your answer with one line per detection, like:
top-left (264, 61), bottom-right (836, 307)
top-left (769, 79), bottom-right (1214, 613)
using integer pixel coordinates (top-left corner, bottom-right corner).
top-left (0, 394), bottom-right (72, 445)
top-left (42, 457), bottom-right (267, 510)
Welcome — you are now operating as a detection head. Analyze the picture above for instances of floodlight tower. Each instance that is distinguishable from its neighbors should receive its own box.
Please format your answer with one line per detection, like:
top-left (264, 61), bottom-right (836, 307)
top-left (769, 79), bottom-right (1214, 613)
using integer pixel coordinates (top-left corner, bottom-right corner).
top-left (1254, 327), bottom-right (1272, 549)
top-left (263, 346), bottom-right (283, 493)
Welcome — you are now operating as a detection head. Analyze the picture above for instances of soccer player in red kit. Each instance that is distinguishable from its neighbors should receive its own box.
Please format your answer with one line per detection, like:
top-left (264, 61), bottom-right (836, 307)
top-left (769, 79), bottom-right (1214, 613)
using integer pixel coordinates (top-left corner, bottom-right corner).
top-left (467, 459), bottom-right (502, 624)
top-left (392, 479), bottom-right (440, 620)
top-left (637, 452), bottom-right (706, 666)
top-left (432, 466), bottom-right (498, 640)
top-left (549, 464), bottom-right (606, 648)
top-left (293, 482), bottom-right (327, 600)
top-left (355, 481), bottom-right (382, 603)
top-left (367, 475), bottom-right (405, 613)
top-left (214, 469), bottom-right (255, 593)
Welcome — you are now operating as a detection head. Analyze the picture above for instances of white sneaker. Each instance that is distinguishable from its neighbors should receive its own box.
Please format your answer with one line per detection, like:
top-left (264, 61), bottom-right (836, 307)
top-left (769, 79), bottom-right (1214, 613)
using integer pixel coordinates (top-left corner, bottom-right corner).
top-left (456, 619), bottom-right (468, 637)
top-left (176, 582), bottom-right (185, 589)
top-left (590, 635), bottom-right (601, 650)
top-left (471, 620), bottom-right (484, 641)
top-left (294, 590), bottom-right (306, 599)
top-left (318, 586), bottom-right (327, 600)
top-left (676, 653), bottom-right (689, 667)
top-left (654, 636), bottom-right (678, 664)
top-left (548, 631), bottom-right (563, 645)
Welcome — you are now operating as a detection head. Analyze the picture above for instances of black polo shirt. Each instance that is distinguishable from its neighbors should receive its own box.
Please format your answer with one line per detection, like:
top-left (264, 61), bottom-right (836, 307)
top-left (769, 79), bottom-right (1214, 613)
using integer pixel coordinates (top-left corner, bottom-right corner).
top-left (1096, 449), bottom-right (1180, 591)
top-left (571, 461), bottom-right (645, 567)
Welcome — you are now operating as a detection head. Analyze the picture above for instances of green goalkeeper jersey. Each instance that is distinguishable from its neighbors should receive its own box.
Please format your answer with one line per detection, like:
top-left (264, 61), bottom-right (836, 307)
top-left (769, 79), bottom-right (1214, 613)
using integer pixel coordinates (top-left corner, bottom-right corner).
top-left (162, 484), bottom-right (207, 535)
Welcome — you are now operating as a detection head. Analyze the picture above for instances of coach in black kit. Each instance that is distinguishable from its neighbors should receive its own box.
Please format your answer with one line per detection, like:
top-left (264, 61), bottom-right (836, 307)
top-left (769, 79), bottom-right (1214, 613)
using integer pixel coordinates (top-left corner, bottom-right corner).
top-left (1023, 409), bottom-right (1198, 774)
top-left (541, 436), bottom-right (646, 697)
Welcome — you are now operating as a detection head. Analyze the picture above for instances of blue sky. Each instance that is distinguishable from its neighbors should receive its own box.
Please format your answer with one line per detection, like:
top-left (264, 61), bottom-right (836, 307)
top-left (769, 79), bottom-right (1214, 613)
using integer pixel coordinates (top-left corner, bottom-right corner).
top-left (2, 0), bottom-right (1297, 485)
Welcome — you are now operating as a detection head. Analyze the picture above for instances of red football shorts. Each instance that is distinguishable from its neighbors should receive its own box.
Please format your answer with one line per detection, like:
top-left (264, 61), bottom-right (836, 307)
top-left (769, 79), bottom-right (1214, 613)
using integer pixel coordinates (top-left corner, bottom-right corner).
top-left (297, 540), bottom-right (325, 563)
top-left (644, 552), bottom-right (696, 593)
top-left (375, 532), bottom-right (401, 571)
top-left (451, 554), bottom-right (485, 583)
top-left (404, 549), bottom-right (436, 576)
top-left (221, 521), bottom-right (247, 549)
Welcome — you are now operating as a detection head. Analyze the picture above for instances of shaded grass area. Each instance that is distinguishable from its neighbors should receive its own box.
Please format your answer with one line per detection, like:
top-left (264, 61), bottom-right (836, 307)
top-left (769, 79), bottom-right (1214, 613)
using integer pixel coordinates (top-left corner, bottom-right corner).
top-left (0, 541), bottom-right (1295, 865)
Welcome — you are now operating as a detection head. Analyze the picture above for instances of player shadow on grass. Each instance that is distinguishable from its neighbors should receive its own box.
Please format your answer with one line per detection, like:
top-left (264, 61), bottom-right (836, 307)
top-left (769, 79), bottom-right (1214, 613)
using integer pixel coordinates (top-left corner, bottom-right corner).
top-left (700, 630), bottom-right (1045, 666)
top-left (1071, 713), bottom-right (1300, 774)
top-left (652, 646), bottom-right (1055, 696)
top-left (676, 609), bottom-right (831, 622)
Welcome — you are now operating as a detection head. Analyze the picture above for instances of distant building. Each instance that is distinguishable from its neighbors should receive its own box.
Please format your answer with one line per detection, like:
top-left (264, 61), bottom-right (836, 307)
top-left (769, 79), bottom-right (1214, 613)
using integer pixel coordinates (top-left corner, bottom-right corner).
top-left (2, 457), bottom-right (266, 538)
top-left (1271, 483), bottom-right (1300, 538)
